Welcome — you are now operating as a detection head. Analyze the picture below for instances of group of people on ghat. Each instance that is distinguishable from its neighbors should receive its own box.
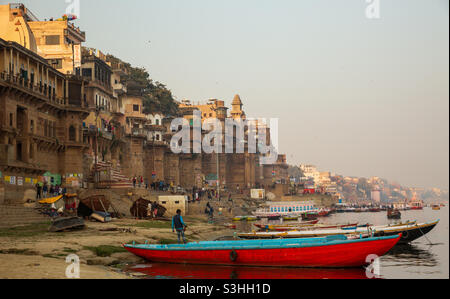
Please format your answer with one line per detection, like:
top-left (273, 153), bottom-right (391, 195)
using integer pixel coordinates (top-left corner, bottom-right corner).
top-left (132, 176), bottom-right (180, 193)
top-left (35, 182), bottom-right (67, 200)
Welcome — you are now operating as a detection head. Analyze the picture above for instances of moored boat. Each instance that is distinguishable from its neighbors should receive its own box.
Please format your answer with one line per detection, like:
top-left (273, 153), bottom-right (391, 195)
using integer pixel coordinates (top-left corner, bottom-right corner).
top-left (239, 220), bottom-right (439, 245)
top-left (254, 222), bottom-right (359, 232)
top-left (318, 209), bottom-right (332, 217)
top-left (301, 212), bottom-right (319, 221)
top-left (123, 234), bottom-right (401, 268)
top-left (372, 220), bottom-right (439, 244)
top-left (253, 201), bottom-right (317, 219)
top-left (387, 208), bottom-right (401, 219)
top-left (432, 205), bottom-right (440, 211)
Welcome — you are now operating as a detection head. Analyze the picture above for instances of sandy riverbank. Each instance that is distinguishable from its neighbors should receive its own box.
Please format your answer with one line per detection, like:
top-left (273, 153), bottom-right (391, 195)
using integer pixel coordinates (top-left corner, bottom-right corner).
top-left (0, 215), bottom-right (232, 279)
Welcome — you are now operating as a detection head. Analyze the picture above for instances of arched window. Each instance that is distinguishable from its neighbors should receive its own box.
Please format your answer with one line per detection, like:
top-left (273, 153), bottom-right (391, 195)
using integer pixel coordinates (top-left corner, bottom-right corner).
top-left (69, 125), bottom-right (76, 141)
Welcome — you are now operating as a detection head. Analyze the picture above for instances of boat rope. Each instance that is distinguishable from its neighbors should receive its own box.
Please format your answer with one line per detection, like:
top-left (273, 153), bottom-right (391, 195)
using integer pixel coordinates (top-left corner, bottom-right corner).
top-left (417, 226), bottom-right (435, 246)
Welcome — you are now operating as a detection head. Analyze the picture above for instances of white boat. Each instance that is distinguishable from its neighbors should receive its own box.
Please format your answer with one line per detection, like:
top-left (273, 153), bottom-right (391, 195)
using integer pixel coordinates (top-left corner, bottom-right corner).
top-left (252, 201), bottom-right (317, 217)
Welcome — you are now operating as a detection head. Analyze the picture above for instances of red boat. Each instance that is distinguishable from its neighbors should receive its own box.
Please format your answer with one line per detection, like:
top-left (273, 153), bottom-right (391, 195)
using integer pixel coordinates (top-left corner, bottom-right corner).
top-left (318, 210), bottom-right (331, 217)
top-left (124, 234), bottom-right (401, 268)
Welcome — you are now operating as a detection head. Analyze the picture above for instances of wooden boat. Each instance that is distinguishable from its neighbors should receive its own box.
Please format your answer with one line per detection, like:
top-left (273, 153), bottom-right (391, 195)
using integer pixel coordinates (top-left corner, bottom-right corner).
top-left (80, 195), bottom-right (110, 212)
top-left (253, 220), bottom-right (319, 231)
top-left (318, 209), bottom-right (332, 217)
top-left (283, 215), bottom-right (299, 221)
top-left (255, 222), bottom-right (359, 232)
top-left (301, 212), bottom-right (318, 221)
top-left (48, 216), bottom-right (85, 232)
top-left (232, 216), bottom-right (247, 222)
top-left (371, 220), bottom-right (439, 244)
top-left (240, 220), bottom-right (439, 245)
top-left (432, 205), bottom-right (440, 211)
top-left (123, 234), bottom-right (401, 268)
top-left (224, 223), bottom-right (237, 229)
top-left (91, 211), bottom-right (112, 223)
top-left (238, 227), bottom-right (367, 239)
top-left (387, 208), bottom-right (401, 219)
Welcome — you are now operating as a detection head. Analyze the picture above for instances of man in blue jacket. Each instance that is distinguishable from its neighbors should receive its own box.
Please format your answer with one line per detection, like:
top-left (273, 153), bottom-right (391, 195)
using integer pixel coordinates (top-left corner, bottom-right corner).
top-left (172, 209), bottom-right (187, 244)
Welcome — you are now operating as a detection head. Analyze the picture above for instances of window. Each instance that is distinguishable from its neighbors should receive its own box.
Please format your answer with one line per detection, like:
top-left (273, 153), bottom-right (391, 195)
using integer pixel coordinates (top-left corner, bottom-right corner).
top-left (69, 126), bottom-right (76, 141)
top-left (133, 105), bottom-right (139, 112)
top-left (45, 35), bottom-right (60, 45)
top-left (155, 119), bottom-right (160, 125)
top-left (30, 120), bottom-right (34, 133)
top-left (29, 143), bottom-right (34, 159)
top-left (82, 68), bottom-right (92, 78)
top-left (48, 59), bottom-right (63, 69)
top-left (9, 113), bottom-right (13, 126)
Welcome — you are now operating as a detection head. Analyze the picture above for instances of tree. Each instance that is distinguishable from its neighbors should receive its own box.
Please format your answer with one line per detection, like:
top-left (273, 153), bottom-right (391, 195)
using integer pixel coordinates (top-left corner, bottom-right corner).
top-left (106, 54), bottom-right (179, 116)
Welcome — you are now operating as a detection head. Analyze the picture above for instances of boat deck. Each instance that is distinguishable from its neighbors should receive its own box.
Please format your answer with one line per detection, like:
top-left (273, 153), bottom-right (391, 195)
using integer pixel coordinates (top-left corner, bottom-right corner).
top-left (124, 234), bottom-right (398, 251)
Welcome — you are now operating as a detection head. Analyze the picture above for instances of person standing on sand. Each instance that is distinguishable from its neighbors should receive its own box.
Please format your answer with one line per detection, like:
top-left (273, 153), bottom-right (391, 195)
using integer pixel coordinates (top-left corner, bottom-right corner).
top-left (172, 209), bottom-right (187, 244)
top-left (35, 183), bottom-right (42, 200)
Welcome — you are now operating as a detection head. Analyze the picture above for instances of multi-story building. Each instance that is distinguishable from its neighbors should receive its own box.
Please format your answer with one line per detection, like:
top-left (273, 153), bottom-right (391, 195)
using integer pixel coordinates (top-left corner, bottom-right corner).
top-left (300, 164), bottom-right (321, 187)
top-left (0, 33), bottom-right (88, 203)
top-left (176, 95), bottom-right (288, 192)
top-left (27, 16), bottom-right (85, 75)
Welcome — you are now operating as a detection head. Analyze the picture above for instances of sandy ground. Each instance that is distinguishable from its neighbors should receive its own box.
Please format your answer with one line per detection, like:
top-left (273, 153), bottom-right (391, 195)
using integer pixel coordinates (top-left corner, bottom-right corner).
top-left (0, 215), bottom-right (233, 279)
top-left (0, 254), bottom-right (129, 279)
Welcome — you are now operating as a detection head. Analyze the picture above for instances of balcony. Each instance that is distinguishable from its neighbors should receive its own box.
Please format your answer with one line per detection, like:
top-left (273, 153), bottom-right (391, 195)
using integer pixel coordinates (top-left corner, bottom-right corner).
top-left (144, 124), bottom-right (165, 132)
top-left (0, 71), bottom-right (67, 107)
top-left (130, 128), bottom-right (146, 138)
top-left (113, 82), bottom-right (127, 95)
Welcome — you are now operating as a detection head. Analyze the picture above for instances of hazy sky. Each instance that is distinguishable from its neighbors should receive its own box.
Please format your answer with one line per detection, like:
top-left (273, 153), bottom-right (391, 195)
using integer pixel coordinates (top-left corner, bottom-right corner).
top-left (12, 0), bottom-right (449, 189)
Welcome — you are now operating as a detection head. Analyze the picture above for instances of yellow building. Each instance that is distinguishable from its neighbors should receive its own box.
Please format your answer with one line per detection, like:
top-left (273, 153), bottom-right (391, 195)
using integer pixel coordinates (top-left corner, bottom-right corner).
top-left (230, 94), bottom-right (246, 119)
top-left (0, 4), bottom-right (38, 53)
top-left (0, 3), bottom-right (86, 75)
top-left (179, 99), bottom-right (225, 121)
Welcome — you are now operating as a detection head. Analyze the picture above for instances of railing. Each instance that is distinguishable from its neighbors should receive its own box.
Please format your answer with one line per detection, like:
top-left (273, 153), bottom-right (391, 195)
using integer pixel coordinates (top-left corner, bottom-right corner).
top-left (0, 71), bottom-right (68, 107)
top-left (131, 128), bottom-right (146, 137)
top-left (145, 124), bottom-right (166, 132)
top-left (100, 131), bottom-right (113, 140)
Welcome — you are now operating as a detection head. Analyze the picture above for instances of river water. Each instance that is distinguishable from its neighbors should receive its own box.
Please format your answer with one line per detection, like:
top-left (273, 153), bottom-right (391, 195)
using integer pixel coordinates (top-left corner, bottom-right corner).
top-left (126, 206), bottom-right (448, 279)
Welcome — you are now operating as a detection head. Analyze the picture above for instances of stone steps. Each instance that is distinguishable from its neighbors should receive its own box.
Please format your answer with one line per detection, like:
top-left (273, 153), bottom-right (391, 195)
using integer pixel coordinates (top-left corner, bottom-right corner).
top-left (0, 205), bottom-right (50, 228)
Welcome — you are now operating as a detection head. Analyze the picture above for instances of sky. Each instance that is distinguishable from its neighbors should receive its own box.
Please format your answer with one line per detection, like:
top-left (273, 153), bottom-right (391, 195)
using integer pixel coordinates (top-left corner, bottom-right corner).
top-left (9, 0), bottom-right (449, 190)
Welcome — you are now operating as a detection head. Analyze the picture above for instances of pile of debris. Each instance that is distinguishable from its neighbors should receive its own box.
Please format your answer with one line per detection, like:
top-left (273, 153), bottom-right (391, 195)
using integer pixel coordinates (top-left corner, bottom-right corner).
top-left (130, 197), bottom-right (167, 220)
top-left (78, 194), bottom-right (124, 223)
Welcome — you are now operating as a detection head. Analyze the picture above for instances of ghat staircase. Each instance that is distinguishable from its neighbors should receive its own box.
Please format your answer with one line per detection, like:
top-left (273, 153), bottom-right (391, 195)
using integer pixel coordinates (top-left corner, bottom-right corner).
top-left (89, 160), bottom-right (133, 189)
